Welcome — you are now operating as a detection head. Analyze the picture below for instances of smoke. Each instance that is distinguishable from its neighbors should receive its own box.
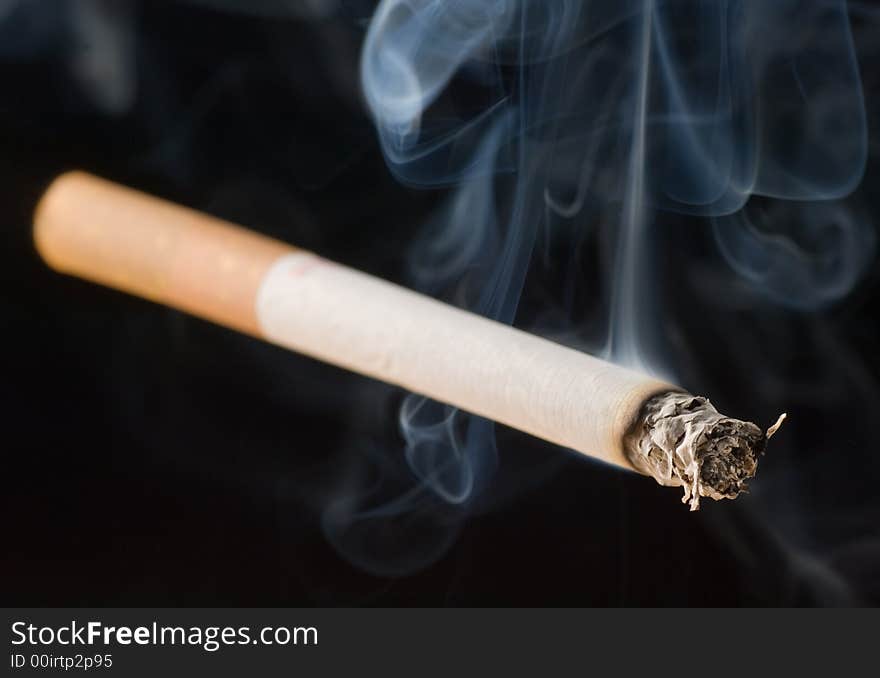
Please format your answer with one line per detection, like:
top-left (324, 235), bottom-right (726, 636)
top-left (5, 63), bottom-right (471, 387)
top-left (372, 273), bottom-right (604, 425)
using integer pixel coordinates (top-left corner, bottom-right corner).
top-left (0, 0), bottom-right (136, 114)
top-left (68, 0), bottom-right (136, 115)
top-left (712, 199), bottom-right (875, 310)
top-left (320, 0), bottom-right (880, 598)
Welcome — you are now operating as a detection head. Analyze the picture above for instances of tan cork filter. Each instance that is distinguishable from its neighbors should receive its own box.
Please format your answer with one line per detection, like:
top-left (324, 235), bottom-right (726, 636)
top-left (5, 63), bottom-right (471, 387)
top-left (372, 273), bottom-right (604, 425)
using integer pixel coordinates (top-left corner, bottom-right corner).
top-left (33, 171), bottom-right (293, 337)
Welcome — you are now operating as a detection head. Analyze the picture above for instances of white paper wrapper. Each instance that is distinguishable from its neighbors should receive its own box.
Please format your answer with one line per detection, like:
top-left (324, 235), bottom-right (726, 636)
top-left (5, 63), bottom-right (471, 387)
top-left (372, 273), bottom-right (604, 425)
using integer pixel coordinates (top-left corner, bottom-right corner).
top-left (255, 252), bottom-right (671, 468)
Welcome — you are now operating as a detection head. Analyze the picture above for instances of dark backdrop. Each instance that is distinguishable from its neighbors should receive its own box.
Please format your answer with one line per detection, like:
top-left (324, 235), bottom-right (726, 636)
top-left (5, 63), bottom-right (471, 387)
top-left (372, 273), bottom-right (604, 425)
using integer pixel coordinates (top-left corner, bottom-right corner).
top-left (2, 1), bottom-right (879, 606)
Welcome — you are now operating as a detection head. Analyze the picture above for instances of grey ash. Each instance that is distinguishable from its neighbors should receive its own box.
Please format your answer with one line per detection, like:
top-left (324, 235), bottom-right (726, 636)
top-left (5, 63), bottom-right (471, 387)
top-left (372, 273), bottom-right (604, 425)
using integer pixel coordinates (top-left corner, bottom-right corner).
top-left (624, 391), bottom-right (768, 510)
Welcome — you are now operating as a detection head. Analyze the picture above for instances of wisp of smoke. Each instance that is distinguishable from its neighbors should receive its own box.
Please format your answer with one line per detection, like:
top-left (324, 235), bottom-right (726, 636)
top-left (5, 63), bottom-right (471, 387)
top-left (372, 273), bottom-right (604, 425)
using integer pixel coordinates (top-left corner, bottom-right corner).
top-left (321, 0), bottom-right (880, 596)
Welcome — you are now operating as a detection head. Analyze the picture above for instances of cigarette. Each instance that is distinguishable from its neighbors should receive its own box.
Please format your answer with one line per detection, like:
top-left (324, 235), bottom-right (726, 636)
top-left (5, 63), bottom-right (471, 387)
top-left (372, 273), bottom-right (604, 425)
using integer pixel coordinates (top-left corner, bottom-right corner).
top-left (33, 172), bottom-right (778, 509)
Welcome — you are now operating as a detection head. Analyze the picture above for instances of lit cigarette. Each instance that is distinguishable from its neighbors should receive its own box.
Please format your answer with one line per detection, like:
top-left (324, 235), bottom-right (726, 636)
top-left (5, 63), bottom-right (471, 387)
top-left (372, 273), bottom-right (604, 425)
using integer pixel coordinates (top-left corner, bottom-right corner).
top-left (34, 172), bottom-right (779, 509)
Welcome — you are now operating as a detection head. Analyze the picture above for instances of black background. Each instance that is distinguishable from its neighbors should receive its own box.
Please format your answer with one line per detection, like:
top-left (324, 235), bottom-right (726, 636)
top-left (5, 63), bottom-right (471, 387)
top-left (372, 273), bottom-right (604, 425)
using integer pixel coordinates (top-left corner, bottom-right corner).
top-left (2, 1), bottom-right (879, 606)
